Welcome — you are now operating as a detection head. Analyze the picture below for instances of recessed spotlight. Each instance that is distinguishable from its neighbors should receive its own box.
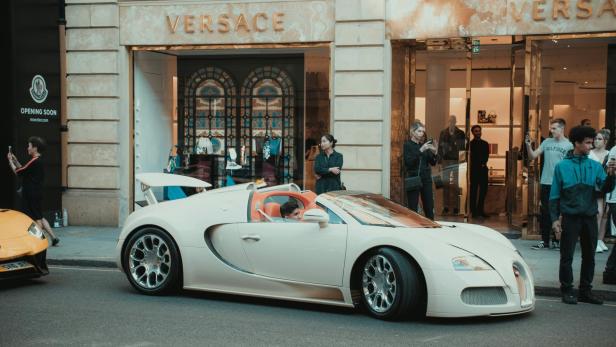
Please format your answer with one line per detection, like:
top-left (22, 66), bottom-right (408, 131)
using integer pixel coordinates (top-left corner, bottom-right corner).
top-left (584, 81), bottom-right (588, 84)
top-left (563, 66), bottom-right (567, 70)
top-left (567, 45), bottom-right (571, 48)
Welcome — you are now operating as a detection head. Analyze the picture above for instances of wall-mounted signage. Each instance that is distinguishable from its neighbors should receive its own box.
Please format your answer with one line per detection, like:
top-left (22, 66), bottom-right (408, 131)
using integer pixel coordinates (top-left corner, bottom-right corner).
top-left (388, 0), bottom-right (616, 40)
top-left (120, 1), bottom-right (334, 46)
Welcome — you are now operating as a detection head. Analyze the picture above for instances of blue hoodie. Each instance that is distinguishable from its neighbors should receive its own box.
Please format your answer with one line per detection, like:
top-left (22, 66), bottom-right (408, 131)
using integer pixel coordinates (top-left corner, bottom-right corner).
top-left (549, 153), bottom-right (615, 222)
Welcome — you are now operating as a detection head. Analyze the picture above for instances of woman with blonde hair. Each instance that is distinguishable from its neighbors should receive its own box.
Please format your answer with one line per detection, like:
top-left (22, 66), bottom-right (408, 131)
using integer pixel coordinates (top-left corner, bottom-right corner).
top-left (404, 121), bottom-right (438, 219)
top-left (590, 128), bottom-right (611, 253)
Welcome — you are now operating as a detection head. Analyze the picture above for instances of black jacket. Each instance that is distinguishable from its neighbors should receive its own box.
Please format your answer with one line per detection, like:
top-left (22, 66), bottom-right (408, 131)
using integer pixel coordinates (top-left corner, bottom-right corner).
top-left (404, 140), bottom-right (437, 180)
top-left (314, 150), bottom-right (343, 194)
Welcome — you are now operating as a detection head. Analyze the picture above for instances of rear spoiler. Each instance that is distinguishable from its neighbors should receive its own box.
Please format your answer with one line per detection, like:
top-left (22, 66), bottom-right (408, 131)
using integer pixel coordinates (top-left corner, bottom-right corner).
top-left (136, 173), bottom-right (212, 206)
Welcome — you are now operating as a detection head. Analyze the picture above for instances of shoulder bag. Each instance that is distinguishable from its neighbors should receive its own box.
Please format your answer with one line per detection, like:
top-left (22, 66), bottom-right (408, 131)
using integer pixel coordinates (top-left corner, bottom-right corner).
top-left (404, 156), bottom-right (423, 191)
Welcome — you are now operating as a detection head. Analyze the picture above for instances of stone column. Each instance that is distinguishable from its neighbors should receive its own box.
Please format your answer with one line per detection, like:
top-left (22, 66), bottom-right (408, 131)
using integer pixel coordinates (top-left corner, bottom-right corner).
top-left (333, 0), bottom-right (387, 194)
top-left (64, 0), bottom-right (121, 226)
top-left (425, 60), bottom-right (450, 139)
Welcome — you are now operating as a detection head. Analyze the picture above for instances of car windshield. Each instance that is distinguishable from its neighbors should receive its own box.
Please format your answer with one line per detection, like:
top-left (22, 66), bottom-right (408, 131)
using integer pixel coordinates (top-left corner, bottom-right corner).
top-left (323, 192), bottom-right (441, 228)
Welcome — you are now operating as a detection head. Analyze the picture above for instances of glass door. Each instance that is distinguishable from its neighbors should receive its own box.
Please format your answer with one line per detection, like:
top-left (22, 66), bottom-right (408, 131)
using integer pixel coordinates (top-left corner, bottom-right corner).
top-left (412, 38), bottom-right (472, 221)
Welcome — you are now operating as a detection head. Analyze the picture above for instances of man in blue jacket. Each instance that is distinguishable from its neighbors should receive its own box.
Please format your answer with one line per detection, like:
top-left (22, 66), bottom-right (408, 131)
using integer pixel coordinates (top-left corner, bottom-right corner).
top-left (550, 126), bottom-right (616, 305)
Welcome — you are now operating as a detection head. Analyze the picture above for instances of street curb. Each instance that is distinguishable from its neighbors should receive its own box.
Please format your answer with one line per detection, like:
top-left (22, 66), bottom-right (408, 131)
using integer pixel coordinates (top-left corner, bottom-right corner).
top-left (48, 259), bottom-right (118, 269)
top-left (535, 286), bottom-right (616, 302)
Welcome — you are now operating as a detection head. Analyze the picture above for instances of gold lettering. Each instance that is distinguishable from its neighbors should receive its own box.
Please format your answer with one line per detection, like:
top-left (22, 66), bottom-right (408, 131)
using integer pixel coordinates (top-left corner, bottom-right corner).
top-left (166, 15), bottom-right (180, 34)
top-left (235, 13), bottom-right (251, 32)
top-left (273, 12), bottom-right (284, 32)
top-left (510, 2), bottom-right (527, 21)
top-left (552, 0), bottom-right (570, 19)
top-left (533, 0), bottom-right (547, 20)
top-left (598, 0), bottom-right (616, 17)
top-left (200, 15), bottom-right (213, 32)
top-left (218, 14), bottom-right (230, 33)
top-left (184, 15), bottom-right (195, 33)
top-left (253, 12), bottom-right (268, 32)
top-left (576, 0), bottom-right (592, 18)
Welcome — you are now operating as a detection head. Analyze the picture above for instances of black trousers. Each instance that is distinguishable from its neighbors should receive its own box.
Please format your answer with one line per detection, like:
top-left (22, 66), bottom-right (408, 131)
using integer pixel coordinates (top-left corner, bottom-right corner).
top-left (407, 177), bottom-right (434, 220)
top-left (560, 214), bottom-right (598, 294)
top-left (470, 167), bottom-right (488, 216)
top-left (605, 204), bottom-right (616, 273)
top-left (540, 184), bottom-right (553, 245)
top-left (441, 160), bottom-right (459, 212)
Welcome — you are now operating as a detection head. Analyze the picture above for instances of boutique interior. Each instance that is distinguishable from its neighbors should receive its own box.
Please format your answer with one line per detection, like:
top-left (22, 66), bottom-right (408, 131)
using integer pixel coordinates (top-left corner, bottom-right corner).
top-left (132, 47), bottom-right (330, 204)
top-left (392, 35), bottom-right (616, 232)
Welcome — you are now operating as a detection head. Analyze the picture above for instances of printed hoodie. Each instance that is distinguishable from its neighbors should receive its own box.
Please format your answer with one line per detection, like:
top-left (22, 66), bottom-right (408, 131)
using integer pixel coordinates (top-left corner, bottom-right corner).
top-left (550, 152), bottom-right (615, 222)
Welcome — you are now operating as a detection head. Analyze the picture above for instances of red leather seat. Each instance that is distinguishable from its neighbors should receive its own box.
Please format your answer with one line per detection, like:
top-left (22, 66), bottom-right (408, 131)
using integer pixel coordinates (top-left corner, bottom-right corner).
top-left (263, 202), bottom-right (281, 218)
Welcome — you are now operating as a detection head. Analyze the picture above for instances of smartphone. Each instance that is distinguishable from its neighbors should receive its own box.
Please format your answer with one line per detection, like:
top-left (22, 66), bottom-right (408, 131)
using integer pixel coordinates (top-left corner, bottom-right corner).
top-left (426, 138), bottom-right (433, 144)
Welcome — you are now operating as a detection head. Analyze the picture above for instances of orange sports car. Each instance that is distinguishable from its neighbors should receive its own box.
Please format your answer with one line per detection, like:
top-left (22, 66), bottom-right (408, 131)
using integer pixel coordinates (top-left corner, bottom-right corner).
top-left (0, 209), bottom-right (49, 280)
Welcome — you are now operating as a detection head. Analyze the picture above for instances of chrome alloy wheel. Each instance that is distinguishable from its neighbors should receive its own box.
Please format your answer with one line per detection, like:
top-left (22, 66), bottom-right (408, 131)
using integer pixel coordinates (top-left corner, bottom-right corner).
top-left (362, 255), bottom-right (397, 313)
top-left (129, 234), bottom-right (172, 289)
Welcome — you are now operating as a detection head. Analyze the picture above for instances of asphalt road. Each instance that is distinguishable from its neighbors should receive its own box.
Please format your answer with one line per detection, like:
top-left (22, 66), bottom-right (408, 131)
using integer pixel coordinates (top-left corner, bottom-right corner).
top-left (1, 266), bottom-right (615, 347)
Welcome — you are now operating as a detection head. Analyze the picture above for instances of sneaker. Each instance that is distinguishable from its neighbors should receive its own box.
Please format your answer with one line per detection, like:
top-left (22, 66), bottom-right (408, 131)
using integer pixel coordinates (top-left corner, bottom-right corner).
top-left (604, 271), bottom-right (616, 285)
top-left (596, 244), bottom-right (604, 253)
top-left (578, 292), bottom-right (603, 305)
top-left (562, 293), bottom-right (577, 305)
top-left (531, 241), bottom-right (547, 250)
top-left (552, 241), bottom-right (560, 250)
top-left (599, 240), bottom-right (608, 251)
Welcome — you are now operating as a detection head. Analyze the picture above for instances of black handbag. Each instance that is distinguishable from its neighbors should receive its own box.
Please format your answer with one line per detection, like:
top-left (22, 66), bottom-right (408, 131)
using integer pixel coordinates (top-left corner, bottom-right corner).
top-left (405, 157), bottom-right (423, 191)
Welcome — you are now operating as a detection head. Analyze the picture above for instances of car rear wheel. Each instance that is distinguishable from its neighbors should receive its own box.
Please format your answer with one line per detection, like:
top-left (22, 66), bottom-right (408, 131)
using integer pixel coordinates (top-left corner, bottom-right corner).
top-left (360, 248), bottom-right (424, 320)
top-left (123, 227), bottom-right (180, 295)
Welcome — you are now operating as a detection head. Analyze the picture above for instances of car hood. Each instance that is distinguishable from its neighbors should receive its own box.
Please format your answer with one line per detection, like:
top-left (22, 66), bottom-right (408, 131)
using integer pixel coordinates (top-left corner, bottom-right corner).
top-left (0, 210), bottom-right (32, 239)
top-left (424, 222), bottom-right (521, 276)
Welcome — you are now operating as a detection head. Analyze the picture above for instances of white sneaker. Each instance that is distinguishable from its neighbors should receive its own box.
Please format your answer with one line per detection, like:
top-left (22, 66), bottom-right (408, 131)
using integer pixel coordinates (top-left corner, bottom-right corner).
top-left (597, 244), bottom-right (604, 253)
top-left (599, 240), bottom-right (608, 251)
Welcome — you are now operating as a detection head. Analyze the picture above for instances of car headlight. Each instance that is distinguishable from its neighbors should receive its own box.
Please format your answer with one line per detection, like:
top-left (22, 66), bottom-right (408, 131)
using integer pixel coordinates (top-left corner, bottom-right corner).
top-left (28, 223), bottom-right (45, 239)
top-left (452, 256), bottom-right (493, 271)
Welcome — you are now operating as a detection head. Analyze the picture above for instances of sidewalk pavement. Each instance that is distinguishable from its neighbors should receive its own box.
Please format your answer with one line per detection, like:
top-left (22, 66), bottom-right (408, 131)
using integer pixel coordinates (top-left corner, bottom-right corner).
top-left (46, 226), bottom-right (616, 301)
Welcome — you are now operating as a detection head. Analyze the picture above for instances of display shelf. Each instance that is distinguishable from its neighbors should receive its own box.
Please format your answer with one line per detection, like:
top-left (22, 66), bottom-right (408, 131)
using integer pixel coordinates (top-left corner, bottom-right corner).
top-left (479, 124), bottom-right (522, 128)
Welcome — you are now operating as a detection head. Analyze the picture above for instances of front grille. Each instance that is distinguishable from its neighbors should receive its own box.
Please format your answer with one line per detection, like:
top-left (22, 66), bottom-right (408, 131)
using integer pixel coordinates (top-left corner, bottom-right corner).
top-left (461, 287), bottom-right (508, 305)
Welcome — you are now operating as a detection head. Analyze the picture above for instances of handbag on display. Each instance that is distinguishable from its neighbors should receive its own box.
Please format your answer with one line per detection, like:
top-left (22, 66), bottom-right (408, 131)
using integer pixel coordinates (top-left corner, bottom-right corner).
top-left (404, 157), bottom-right (423, 191)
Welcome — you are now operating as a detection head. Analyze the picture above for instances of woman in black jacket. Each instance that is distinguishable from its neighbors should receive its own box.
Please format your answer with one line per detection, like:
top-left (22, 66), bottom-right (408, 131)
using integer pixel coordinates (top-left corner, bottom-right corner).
top-left (314, 134), bottom-right (343, 194)
top-left (404, 121), bottom-right (438, 220)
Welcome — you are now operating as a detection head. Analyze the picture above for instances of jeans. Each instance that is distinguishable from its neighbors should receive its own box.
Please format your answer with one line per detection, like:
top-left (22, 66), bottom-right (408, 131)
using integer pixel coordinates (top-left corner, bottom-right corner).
top-left (560, 214), bottom-right (598, 294)
top-left (540, 184), bottom-right (553, 245)
top-left (407, 177), bottom-right (435, 220)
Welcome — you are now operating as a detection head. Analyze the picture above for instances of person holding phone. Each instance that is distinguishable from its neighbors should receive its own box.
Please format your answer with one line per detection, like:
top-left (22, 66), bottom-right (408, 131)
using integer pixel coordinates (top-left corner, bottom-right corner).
top-left (526, 118), bottom-right (573, 250)
top-left (7, 137), bottom-right (59, 246)
top-left (405, 121), bottom-right (438, 220)
top-left (314, 134), bottom-right (343, 194)
top-left (550, 126), bottom-right (616, 304)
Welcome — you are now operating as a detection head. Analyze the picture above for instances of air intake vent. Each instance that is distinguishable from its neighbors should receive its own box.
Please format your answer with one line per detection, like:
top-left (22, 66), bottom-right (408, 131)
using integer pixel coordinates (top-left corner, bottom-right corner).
top-left (461, 287), bottom-right (507, 305)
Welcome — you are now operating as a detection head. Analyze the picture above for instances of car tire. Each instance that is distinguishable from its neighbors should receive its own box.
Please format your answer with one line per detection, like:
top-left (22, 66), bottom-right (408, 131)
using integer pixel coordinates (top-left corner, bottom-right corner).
top-left (360, 248), bottom-right (424, 320)
top-left (123, 227), bottom-right (181, 295)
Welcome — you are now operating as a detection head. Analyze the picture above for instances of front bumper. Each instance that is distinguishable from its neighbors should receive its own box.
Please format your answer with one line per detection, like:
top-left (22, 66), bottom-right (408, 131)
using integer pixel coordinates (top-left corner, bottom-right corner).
top-left (0, 250), bottom-right (49, 280)
top-left (425, 263), bottom-right (535, 318)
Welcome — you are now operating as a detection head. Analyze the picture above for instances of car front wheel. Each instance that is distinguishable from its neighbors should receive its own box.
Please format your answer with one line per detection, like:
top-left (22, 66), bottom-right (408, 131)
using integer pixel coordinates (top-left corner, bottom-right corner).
top-left (360, 248), bottom-right (424, 320)
top-left (123, 227), bottom-right (180, 295)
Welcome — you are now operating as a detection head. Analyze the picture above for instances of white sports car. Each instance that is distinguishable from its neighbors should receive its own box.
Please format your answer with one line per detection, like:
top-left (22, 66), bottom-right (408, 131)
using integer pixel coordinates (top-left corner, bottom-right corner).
top-left (116, 173), bottom-right (534, 320)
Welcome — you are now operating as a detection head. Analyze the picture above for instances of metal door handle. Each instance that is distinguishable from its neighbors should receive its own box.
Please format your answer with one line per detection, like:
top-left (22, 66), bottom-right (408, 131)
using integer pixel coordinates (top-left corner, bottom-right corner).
top-left (241, 235), bottom-right (261, 241)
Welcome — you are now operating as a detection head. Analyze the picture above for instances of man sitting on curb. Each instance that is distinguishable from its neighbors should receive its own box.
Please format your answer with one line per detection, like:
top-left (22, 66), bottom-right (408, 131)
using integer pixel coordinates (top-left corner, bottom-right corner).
top-left (550, 126), bottom-right (616, 305)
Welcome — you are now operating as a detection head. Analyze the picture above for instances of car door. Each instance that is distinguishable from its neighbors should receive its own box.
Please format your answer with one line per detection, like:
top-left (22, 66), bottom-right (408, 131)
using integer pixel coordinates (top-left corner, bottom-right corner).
top-left (239, 218), bottom-right (348, 286)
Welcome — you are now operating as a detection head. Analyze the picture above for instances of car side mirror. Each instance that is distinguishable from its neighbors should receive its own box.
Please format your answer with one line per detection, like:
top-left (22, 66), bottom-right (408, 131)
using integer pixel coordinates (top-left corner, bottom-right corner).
top-left (303, 208), bottom-right (329, 228)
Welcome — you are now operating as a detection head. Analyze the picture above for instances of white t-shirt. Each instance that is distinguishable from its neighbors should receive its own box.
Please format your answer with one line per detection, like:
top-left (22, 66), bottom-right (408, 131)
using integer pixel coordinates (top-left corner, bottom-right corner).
top-left (539, 137), bottom-right (573, 185)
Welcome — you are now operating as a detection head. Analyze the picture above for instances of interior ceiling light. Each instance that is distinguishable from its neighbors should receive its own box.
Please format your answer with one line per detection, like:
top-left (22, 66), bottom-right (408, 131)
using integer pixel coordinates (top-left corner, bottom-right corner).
top-left (563, 66), bottom-right (567, 70)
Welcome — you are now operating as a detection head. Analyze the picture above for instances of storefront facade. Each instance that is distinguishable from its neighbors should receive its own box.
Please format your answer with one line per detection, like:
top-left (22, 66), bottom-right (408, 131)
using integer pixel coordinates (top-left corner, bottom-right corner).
top-left (62, 0), bottom-right (616, 235)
